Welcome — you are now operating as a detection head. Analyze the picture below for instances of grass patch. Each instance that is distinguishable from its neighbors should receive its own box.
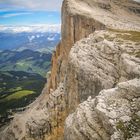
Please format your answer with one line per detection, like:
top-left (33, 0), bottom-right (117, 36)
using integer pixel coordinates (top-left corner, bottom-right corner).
top-left (1, 90), bottom-right (35, 102)
top-left (0, 71), bottom-right (46, 115)
top-left (0, 71), bottom-right (46, 126)
top-left (116, 114), bottom-right (140, 139)
top-left (108, 28), bottom-right (140, 42)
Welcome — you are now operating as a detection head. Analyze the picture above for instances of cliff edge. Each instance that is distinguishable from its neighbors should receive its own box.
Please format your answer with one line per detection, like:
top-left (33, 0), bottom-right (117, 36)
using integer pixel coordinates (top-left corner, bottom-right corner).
top-left (0, 0), bottom-right (140, 140)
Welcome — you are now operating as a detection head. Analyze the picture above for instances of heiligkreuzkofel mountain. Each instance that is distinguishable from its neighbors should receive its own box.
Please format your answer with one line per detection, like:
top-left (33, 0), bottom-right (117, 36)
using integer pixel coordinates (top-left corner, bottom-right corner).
top-left (0, 0), bottom-right (140, 140)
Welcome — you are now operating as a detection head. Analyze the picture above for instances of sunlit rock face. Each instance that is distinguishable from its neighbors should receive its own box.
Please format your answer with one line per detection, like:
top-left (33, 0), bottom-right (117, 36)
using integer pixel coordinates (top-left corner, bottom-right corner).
top-left (0, 0), bottom-right (140, 140)
top-left (64, 79), bottom-right (140, 140)
top-left (64, 30), bottom-right (140, 140)
top-left (65, 30), bottom-right (140, 112)
top-left (49, 0), bottom-right (140, 98)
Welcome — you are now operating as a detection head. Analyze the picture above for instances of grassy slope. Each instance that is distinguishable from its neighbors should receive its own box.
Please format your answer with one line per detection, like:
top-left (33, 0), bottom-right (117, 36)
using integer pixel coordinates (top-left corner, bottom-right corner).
top-left (1, 90), bottom-right (35, 102)
top-left (0, 71), bottom-right (46, 116)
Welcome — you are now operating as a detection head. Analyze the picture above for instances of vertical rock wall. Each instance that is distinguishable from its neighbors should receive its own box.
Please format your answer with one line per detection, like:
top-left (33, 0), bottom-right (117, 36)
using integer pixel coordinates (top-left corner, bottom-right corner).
top-left (48, 0), bottom-right (105, 96)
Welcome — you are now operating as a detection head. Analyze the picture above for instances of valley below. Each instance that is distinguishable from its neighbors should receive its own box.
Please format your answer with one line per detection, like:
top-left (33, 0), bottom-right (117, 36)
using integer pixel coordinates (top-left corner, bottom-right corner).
top-left (0, 31), bottom-right (60, 128)
top-left (0, 71), bottom-right (46, 128)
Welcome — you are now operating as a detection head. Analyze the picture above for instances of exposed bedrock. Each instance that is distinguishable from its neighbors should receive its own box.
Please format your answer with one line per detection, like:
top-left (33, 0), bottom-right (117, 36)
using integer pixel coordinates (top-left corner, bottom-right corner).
top-left (65, 30), bottom-right (140, 111)
top-left (64, 78), bottom-right (140, 140)
top-left (0, 0), bottom-right (140, 139)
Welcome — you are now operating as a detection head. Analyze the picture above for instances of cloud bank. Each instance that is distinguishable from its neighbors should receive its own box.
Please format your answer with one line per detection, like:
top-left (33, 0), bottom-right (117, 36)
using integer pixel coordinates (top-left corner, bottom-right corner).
top-left (0, 24), bottom-right (61, 33)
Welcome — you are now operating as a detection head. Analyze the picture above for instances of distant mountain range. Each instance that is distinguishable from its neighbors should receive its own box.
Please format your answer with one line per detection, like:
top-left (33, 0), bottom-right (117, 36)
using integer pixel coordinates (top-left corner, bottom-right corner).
top-left (0, 49), bottom-right (52, 76)
top-left (0, 32), bottom-right (60, 53)
top-left (0, 30), bottom-right (60, 76)
top-left (0, 28), bottom-right (60, 123)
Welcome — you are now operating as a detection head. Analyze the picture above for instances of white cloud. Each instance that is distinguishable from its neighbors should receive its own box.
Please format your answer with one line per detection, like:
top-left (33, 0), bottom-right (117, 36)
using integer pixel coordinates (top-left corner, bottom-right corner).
top-left (0, 24), bottom-right (61, 33)
top-left (28, 35), bottom-right (35, 42)
top-left (0, 0), bottom-right (63, 11)
top-left (1, 12), bottom-right (32, 18)
top-left (47, 36), bottom-right (55, 41)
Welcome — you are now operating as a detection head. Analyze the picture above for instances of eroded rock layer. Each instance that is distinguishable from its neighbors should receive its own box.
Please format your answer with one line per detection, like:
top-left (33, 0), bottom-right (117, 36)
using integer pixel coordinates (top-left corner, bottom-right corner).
top-left (65, 30), bottom-right (140, 112)
top-left (64, 79), bottom-right (140, 140)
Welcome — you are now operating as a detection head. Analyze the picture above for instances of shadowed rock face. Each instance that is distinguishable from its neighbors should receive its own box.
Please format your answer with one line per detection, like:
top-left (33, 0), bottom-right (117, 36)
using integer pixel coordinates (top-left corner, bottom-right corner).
top-left (0, 0), bottom-right (140, 140)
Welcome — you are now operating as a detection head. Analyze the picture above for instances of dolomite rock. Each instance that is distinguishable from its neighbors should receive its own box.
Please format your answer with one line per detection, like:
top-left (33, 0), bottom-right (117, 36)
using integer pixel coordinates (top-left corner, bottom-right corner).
top-left (64, 0), bottom-right (140, 31)
top-left (49, 0), bottom-right (140, 98)
top-left (48, 0), bottom-right (106, 91)
top-left (64, 79), bottom-right (140, 140)
top-left (65, 30), bottom-right (140, 111)
top-left (1, 0), bottom-right (140, 139)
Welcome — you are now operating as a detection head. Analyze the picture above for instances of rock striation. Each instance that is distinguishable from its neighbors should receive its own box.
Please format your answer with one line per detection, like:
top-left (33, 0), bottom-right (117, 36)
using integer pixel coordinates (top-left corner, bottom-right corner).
top-left (64, 78), bottom-right (140, 140)
top-left (65, 30), bottom-right (140, 112)
top-left (0, 0), bottom-right (140, 140)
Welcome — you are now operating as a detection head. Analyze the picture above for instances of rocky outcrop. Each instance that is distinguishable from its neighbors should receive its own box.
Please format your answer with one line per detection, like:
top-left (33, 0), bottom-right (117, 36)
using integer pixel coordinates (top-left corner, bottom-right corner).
top-left (48, 0), bottom-right (140, 99)
top-left (64, 29), bottom-right (140, 139)
top-left (65, 30), bottom-right (140, 112)
top-left (1, 0), bottom-right (140, 140)
top-left (64, 79), bottom-right (140, 140)
top-left (48, 0), bottom-right (106, 92)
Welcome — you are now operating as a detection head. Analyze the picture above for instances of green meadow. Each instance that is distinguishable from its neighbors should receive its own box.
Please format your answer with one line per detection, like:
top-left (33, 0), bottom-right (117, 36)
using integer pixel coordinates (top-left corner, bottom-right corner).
top-left (0, 71), bottom-right (46, 116)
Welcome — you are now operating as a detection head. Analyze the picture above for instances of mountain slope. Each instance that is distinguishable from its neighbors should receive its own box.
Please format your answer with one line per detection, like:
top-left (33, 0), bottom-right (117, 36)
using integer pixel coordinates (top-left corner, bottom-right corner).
top-left (0, 0), bottom-right (140, 140)
top-left (0, 71), bottom-right (46, 128)
top-left (0, 49), bottom-right (52, 76)
top-left (0, 32), bottom-right (60, 53)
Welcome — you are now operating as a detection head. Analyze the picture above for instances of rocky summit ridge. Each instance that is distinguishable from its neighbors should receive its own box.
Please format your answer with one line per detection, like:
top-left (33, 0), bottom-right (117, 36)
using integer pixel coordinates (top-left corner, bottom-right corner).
top-left (0, 0), bottom-right (140, 140)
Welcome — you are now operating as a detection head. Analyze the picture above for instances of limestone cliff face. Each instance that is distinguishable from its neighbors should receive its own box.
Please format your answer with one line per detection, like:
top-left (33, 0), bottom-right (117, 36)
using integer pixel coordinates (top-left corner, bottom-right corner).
top-left (64, 30), bottom-right (140, 140)
top-left (49, 0), bottom-right (140, 108)
top-left (65, 29), bottom-right (140, 112)
top-left (1, 0), bottom-right (140, 140)
top-left (48, 0), bottom-right (106, 92)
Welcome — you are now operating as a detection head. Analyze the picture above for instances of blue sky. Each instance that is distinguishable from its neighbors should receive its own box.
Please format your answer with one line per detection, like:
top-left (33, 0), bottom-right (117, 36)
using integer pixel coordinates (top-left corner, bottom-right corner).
top-left (1, 0), bottom-right (139, 26)
top-left (0, 11), bottom-right (61, 25)
top-left (0, 0), bottom-right (63, 25)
